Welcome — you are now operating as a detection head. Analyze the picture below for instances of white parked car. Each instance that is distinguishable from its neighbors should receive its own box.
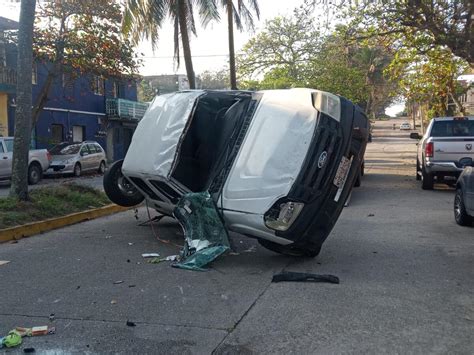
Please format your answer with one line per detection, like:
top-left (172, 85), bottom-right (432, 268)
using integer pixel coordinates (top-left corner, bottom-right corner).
top-left (104, 89), bottom-right (369, 257)
top-left (400, 122), bottom-right (411, 130)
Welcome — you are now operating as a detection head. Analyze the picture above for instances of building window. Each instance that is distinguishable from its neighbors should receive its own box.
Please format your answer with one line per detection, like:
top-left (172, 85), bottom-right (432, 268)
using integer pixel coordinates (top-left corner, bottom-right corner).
top-left (93, 75), bottom-right (104, 96)
top-left (51, 124), bottom-right (63, 143)
top-left (32, 64), bottom-right (37, 85)
top-left (72, 125), bottom-right (85, 142)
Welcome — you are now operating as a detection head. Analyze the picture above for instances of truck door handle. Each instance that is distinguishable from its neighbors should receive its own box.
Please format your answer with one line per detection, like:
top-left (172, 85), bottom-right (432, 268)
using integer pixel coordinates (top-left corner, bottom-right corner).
top-left (2, 157), bottom-right (7, 160)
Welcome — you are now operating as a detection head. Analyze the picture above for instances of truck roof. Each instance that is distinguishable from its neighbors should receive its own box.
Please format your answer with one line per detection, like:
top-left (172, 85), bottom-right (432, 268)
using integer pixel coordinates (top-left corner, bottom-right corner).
top-left (432, 116), bottom-right (474, 121)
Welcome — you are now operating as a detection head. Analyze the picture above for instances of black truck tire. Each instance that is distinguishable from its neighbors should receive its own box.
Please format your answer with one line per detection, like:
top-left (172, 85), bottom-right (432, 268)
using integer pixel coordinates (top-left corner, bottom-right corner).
top-left (103, 159), bottom-right (144, 207)
top-left (28, 163), bottom-right (42, 185)
top-left (421, 165), bottom-right (434, 190)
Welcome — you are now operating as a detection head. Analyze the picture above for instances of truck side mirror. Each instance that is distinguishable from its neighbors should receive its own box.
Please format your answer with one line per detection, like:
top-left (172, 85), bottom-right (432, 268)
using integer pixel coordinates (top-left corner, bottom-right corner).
top-left (410, 132), bottom-right (421, 140)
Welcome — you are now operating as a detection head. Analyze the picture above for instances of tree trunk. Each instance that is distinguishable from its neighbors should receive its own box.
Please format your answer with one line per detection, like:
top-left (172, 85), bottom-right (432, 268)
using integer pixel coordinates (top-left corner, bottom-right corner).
top-left (177, 0), bottom-right (195, 89)
top-left (10, 0), bottom-right (36, 201)
top-left (227, 0), bottom-right (237, 90)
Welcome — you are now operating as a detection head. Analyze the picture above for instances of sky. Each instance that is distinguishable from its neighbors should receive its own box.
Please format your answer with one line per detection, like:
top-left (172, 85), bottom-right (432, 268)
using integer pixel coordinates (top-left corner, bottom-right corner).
top-left (0, 0), bottom-right (404, 115)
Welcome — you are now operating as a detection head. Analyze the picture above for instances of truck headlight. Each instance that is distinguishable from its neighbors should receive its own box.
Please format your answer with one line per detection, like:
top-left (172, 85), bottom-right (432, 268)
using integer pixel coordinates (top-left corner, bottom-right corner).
top-left (264, 201), bottom-right (304, 231)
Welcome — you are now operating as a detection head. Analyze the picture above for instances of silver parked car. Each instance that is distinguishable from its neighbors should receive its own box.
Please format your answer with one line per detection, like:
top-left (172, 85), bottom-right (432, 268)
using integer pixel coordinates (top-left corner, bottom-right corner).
top-left (46, 141), bottom-right (106, 177)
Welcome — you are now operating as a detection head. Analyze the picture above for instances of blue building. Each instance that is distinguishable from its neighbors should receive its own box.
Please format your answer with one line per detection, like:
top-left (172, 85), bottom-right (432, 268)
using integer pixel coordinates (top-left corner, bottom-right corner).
top-left (0, 16), bottom-right (148, 162)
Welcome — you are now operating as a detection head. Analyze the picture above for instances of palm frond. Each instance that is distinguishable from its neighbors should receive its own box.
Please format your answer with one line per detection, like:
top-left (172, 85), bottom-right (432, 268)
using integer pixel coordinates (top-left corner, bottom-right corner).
top-left (194, 0), bottom-right (220, 27)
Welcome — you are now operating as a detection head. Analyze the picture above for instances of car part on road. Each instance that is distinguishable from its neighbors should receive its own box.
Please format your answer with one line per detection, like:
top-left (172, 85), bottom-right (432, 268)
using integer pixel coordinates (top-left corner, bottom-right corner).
top-left (272, 271), bottom-right (339, 284)
top-left (172, 192), bottom-right (230, 271)
top-left (103, 160), bottom-right (144, 207)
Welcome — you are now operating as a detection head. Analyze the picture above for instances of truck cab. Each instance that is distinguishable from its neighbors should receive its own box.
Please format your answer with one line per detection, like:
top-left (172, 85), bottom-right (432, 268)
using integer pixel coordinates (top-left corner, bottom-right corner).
top-left (104, 89), bottom-right (369, 257)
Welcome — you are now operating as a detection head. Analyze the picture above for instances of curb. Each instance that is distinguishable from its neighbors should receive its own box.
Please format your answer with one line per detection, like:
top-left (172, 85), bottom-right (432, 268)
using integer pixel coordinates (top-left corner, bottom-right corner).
top-left (0, 204), bottom-right (131, 243)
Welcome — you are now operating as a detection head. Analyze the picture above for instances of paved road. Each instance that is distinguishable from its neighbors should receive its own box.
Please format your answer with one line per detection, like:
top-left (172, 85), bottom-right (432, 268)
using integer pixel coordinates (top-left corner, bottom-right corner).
top-left (0, 118), bottom-right (473, 354)
top-left (0, 173), bottom-right (104, 198)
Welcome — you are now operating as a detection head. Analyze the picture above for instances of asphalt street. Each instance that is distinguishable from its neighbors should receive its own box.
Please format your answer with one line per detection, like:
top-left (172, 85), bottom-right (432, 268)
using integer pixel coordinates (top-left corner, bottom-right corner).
top-left (0, 118), bottom-right (473, 354)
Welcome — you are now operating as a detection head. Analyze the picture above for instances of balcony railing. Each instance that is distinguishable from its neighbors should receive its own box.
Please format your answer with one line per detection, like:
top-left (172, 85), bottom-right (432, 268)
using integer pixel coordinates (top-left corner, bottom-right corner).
top-left (106, 98), bottom-right (149, 121)
top-left (0, 66), bottom-right (16, 92)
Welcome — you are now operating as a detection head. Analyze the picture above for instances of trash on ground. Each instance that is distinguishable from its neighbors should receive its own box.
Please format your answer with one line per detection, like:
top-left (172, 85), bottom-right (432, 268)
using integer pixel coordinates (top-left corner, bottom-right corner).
top-left (113, 280), bottom-right (124, 285)
top-left (142, 253), bottom-right (160, 258)
top-left (1, 330), bottom-right (22, 348)
top-left (272, 272), bottom-right (339, 284)
top-left (126, 321), bottom-right (136, 327)
top-left (172, 192), bottom-right (230, 271)
top-left (128, 242), bottom-right (134, 246)
top-left (1, 326), bottom-right (55, 349)
top-left (0, 261), bottom-right (10, 267)
top-left (23, 347), bottom-right (35, 353)
top-left (111, 300), bottom-right (117, 304)
top-left (147, 255), bottom-right (178, 264)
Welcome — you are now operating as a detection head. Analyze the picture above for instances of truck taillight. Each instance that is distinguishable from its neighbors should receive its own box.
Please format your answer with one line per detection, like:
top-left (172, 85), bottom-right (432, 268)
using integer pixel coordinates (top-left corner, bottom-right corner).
top-left (47, 151), bottom-right (52, 162)
top-left (425, 142), bottom-right (433, 158)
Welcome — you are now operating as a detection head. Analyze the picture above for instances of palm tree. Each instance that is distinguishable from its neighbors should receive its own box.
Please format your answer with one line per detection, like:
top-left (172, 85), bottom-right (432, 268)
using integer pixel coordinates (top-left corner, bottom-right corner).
top-left (123, 0), bottom-right (220, 89)
top-left (219, 0), bottom-right (260, 89)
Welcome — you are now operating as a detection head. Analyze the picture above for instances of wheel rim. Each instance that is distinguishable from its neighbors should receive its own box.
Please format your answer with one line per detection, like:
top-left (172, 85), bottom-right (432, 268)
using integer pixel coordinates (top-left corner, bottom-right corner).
top-left (454, 192), bottom-right (462, 221)
top-left (100, 162), bottom-right (105, 173)
top-left (116, 171), bottom-right (138, 196)
top-left (30, 169), bottom-right (39, 182)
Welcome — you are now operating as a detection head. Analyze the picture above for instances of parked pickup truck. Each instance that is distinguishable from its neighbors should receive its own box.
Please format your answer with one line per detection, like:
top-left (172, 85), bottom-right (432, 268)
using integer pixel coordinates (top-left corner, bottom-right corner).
top-left (104, 89), bottom-right (369, 257)
top-left (411, 116), bottom-right (474, 189)
top-left (0, 137), bottom-right (51, 184)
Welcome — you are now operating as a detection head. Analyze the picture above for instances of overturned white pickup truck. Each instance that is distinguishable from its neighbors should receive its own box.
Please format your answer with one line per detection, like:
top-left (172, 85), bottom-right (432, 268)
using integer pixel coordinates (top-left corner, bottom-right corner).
top-left (104, 89), bottom-right (369, 257)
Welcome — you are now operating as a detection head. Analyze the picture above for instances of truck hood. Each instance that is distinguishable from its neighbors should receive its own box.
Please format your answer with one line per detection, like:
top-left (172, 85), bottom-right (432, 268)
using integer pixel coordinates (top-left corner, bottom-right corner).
top-left (221, 89), bottom-right (319, 215)
top-left (122, 91), bottom-right (204, 178)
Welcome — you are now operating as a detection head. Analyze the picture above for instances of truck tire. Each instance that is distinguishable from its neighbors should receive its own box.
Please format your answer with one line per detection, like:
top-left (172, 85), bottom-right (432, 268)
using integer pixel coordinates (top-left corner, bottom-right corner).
top-left (454, 188), bottom-right (473, 226)
top-left (103, 159), bottom-right (144, 207)
top-left (28, 163), bottom-right (42, 185)
top-left (416, 158), bottom-right (421, 181)
top-left (421, 165), bottom-right (434, 190)
top-left (258, 239), bottom-right (322, 258)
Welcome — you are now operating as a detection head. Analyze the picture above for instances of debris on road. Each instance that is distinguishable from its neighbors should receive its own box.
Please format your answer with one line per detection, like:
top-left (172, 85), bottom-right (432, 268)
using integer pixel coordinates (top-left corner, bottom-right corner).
top-left (272, 272), bottom-right (339, 284)
top-left (126, 321), bottom-right (136, 327)
top-left (1, 330), bottom-right (22, 348)
top-left (142, 253), bottom-right (160, 258)
top-left (172, 192), bottom-right (230, 271)
top-left (147, 255), bottom-right (178, 264)
top-left (111, 300), bottom-right (117, 304)
top-left (23, 347), bottom-right (35, 353)
top-left (113, 280), bottom-right (124, 285)
top-left (0, 260), bottom-right (10, 267)
top-left (1, 326), bottom-right (55, 349)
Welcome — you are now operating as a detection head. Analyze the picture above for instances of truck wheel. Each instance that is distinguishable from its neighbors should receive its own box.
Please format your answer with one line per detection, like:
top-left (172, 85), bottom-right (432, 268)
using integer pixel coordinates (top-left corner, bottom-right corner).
top-left (258, 239), bottom-right (322, 258)
top-left (354, 169), bottom-right (362, 187)
top-left (421, 165), bottom-right (434, 190)
top-left (416, 158), bottom-right (421, 181)
top-left (454, 188), bottom-right (473, 226)
top-left (28, 163), bottom-right (42, 185)
top-left (103, 159), bottom-right (144, 207)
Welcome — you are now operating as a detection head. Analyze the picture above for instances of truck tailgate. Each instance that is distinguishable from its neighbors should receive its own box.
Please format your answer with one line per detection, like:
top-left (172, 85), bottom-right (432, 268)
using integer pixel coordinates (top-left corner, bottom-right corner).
top-left (432, 137), bottom-right (474, 162)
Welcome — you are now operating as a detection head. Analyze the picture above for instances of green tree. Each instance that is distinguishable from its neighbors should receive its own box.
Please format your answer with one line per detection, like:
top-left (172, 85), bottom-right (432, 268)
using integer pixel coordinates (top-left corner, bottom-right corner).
top-left (31, 0), bottom-right (140, 125)
top-left (218, 0), bottom-right (259, 89)
top-left (137, 79), bottom-right (156, 102)
top-left (10, 0), bottom-right (36, 201)
top-left (123, 0), bottom-right (220, 89)
top-left (197, 68), bottom-right (229, 89)
top-left (342, 0), bottom-right (473, 67)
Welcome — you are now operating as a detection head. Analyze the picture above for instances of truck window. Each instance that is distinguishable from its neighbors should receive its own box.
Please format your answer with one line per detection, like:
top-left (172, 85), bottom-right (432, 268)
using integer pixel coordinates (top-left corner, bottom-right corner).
top-left (4, 139), bottom-right (13, 152)
top-left (431, 120), bottom-right (474, 137)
